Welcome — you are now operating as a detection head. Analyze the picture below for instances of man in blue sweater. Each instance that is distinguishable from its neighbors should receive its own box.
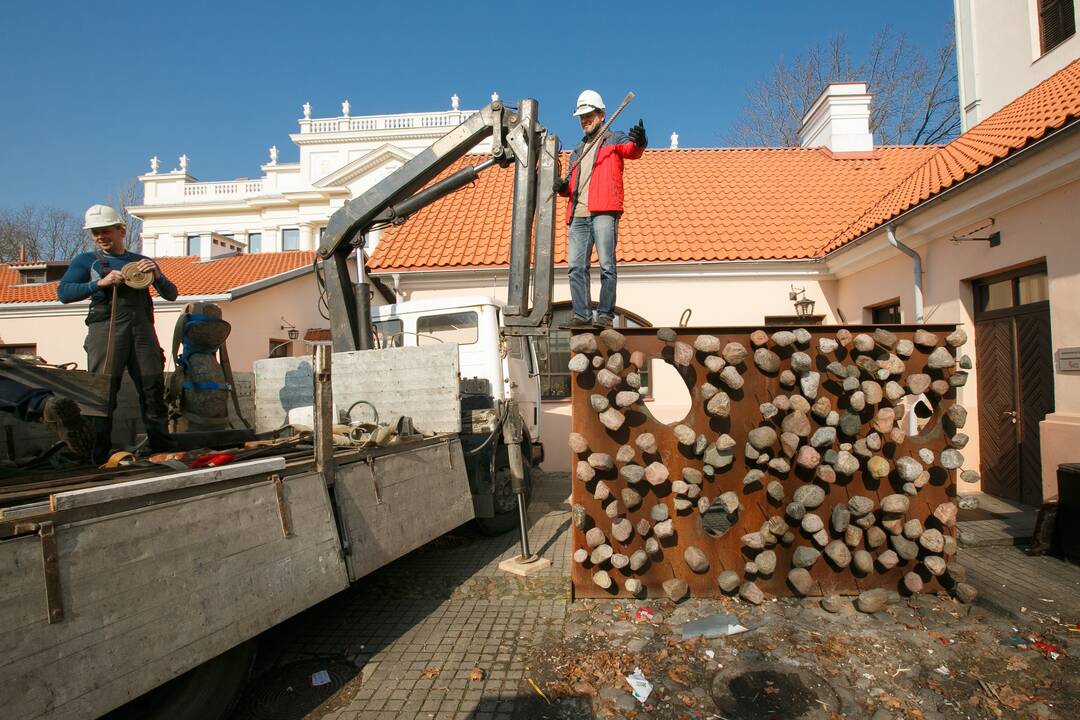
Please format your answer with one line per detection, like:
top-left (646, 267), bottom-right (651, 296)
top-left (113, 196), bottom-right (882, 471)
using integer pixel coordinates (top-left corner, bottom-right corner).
top-left (58, 204), bottom-right (179, 462)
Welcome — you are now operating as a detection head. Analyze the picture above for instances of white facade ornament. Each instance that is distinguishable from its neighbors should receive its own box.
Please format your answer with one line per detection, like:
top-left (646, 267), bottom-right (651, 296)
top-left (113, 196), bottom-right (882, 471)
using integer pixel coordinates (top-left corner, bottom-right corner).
top-left (149, 156), bottom-right (160, 174)
top-left (303, 101), bottom-right (312, 119)
top-left (179, 154), bottom-right (189, 173)
top-left (451, 93), bottom-right (460, 111)
top-left (269, 145), bottom-right (278, 165)
top-left (341, 99), bottom-right (350, 117)
top-left (491, 91), bottom-right (499, 103)
top-left (670, 132), bottom-right (679, 149)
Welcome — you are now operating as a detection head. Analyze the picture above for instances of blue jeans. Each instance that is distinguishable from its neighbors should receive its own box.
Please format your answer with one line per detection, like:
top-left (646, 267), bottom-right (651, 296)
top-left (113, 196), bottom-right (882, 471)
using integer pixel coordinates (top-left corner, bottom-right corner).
top-left (567, 213), bottom-right (619, 322)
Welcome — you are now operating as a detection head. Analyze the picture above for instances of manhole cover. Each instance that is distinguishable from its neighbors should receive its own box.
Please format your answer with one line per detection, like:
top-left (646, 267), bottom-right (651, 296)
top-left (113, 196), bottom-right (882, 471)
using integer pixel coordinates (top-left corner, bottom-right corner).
top-left (233, 658), bottom-right (356, 720)
top-left (711, 665), bottom-right (840, 720)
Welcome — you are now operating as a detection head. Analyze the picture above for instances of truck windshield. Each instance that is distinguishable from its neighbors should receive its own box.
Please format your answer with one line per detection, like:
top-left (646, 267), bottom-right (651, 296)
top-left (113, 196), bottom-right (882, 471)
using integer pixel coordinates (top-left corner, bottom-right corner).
top-left (417, 311), bottom-right (479, 346)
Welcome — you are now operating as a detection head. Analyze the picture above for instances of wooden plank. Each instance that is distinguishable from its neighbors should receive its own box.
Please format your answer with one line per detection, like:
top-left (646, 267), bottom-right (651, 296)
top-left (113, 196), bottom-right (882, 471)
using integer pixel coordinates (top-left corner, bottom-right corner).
top-left (335, 438), bottom-right (474, 581)
top-left (0, 501), bottom-right (50, 519)
top-left (49, 457), bottom-right (286, 511)
top-left (0, 471), bottom-right (349, 720)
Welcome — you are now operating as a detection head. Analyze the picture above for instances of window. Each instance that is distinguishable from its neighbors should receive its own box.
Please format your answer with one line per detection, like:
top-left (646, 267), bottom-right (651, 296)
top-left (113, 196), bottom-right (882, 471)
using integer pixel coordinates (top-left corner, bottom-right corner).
top-left (539, 303), bottom-right (651, 400)
top-left (417, 311), bottom-right (478, 346)
top-left (248, 233), bottom-right (262, 253)
top-left (1039, 0), bottom-right (1075, 55)
top-left (373, 319), bottom-right (404, 348)
top-left (974, 263), bottom-right (1049, 318)
top-left (0, 343), bottom-right (37, 358)
top-left (268, 338), bottom-right (291, 358)
top-left (870, 301), bottom-right (902, 325)
top-left (318, 226), bottom-right (326, 241)
top-left (282, 228), bottom-right (300, 251)
top-left (186, 235), bottom-right (201, 256)
top-left (17, 270), bottom-right (46, 285)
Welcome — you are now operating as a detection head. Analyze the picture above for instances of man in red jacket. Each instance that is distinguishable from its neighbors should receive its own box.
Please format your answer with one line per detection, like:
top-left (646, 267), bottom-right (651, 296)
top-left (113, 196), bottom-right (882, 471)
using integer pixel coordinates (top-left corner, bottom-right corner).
top-left (556, 90), bottom-right (646, 327)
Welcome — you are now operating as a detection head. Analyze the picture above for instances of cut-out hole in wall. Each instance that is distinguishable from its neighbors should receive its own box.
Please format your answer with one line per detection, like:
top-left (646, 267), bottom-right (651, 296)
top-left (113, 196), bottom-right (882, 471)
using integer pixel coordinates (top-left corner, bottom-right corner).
top-left (901, 393), bottom-right (936, 437)
top-left (701, 506), bottom-right (737, 537)
top-left (643, 359), bottom-right (693, 424)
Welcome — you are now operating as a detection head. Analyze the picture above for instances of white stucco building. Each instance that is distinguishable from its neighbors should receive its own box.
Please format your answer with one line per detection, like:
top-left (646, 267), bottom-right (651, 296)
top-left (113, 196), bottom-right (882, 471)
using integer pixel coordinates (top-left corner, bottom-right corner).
top-left (131, 96), bottom-right (484, 259)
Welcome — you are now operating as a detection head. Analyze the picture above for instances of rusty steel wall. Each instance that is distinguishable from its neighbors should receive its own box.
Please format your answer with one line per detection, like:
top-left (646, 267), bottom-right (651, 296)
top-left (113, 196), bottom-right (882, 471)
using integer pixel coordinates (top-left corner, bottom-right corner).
top-left (569, 325), bottom-right (972, 602)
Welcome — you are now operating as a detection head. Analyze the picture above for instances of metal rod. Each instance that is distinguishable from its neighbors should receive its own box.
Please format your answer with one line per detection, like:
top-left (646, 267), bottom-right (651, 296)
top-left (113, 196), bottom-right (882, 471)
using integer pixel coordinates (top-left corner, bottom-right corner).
top-left (564, 91), bottom-right (636, 180)
top-left (516, 491), bottom-right (531, 558)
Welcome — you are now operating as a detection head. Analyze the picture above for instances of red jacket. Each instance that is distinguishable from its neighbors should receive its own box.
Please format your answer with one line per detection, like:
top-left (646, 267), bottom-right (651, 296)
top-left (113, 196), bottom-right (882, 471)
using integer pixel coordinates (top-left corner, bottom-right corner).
top-left (559, 130), bottom-right (643, 224)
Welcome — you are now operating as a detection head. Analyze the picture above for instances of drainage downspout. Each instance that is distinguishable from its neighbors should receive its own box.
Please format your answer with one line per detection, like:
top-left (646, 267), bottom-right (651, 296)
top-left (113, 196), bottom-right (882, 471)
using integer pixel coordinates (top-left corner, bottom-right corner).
top-left (886, 224), bottom-right (924, 323)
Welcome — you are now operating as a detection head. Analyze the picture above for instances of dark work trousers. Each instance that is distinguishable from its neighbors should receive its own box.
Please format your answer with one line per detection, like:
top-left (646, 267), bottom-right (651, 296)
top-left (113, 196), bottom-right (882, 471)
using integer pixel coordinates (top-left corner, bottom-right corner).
top-left (85, 293), bottom-right (174, 459)
top-left (0, 378), bottom-right (52, 421)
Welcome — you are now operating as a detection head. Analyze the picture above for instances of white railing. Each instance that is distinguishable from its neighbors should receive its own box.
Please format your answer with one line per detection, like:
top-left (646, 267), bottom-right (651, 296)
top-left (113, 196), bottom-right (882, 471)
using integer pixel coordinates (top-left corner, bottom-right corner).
top-left (299, 110), bottom-right (472, 134)
top-left (183, 180), bottom-right (264, 200)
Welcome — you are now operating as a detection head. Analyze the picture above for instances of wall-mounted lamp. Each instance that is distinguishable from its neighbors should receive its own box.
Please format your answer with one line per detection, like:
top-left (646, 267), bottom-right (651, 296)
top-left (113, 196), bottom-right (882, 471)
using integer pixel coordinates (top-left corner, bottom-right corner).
top-left (789, 285), bottom-right (816, 319)
top-left (281, 317), bottom-right (300, 341)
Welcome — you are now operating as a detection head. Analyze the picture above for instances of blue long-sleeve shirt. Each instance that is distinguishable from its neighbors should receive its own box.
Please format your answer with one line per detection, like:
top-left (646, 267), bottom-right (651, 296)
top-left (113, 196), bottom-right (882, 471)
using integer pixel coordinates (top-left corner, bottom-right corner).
top-left (57, 250), bottom-right (178, 304)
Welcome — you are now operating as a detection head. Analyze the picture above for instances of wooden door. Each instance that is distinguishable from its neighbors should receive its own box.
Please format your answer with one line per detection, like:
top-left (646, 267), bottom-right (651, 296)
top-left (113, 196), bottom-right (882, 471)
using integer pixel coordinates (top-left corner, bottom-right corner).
top-left (975, 303), bottom-right (1054, 505)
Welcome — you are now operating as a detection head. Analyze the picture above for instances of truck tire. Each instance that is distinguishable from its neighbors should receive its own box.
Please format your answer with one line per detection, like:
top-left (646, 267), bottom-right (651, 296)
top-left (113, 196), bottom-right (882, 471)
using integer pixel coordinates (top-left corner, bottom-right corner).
top-left (103, 639), bottom-right (256, 720)
top-left (474, 441), bottom-right (532, 537)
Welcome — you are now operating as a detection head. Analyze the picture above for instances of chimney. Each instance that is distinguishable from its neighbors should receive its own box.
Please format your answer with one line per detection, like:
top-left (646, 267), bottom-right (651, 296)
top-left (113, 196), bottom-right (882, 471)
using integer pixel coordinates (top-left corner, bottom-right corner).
top-left (798, 82), bottom-right (873, 153)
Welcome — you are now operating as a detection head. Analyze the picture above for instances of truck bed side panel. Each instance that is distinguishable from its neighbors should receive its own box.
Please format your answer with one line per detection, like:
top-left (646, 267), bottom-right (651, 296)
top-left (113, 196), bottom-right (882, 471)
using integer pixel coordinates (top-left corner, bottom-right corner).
top-left (0, 470), bottom-right (349, 720)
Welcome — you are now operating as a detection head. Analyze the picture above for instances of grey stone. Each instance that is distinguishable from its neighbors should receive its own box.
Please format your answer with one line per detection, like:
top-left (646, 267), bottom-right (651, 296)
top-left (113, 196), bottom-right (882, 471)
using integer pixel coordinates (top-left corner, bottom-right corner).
top-left (793, 484), bottom-right (826, 509)
top-left (616, 444), bottom-right (636, 463)
top-left (914, 329), bottom-right (938, 347)
top-left (650, 504), bottom-right (669, 522)
top-left (634, 432), bottom-right (657, 454)
top-left (891, 535), bottom-right (919, 560)
top-left (598, 407), bottom-right (625, 431)
top-left (861, 381), bottom-right (883, 404)
top-left (866, 526), bottom-right (887, 548)
top-left (901, 482), bottom-right (917, 496)
top-left (906, 373), bottom-right (932, 395)
top-left (960, 469), bottom-right (981, 484)
top-left (790, 351), bottom-right (812, 373)
top-left (780, 369), bottom-right (797, 387)
top-left (620, 488), bottom-right (642, 510)
top-left (673, 423), bottom-right (696, 445)
top-left (821, 594), bottom-right (844, 612)
top-left (895, 456), bottom-right (923, 483)
top-left (719, 365), bottom-right (744, 390)
top-left (615, 390), bottom-right (640, 408)
top-left (855, 355), bottom-right (880, 377)
top-left (754, 347), bottom-right (781, 373)
top-left (849, 495), bottom-right (875, 516)
top-left (794, 328), bottom-right (812, 346)
top-left (853, 333), bottom-right (875, 352)
top-left (694, 334), bottom-right (721, 353)
top-left (568, 353), bottom-right (590, 373)
top-left (572, 504), bottom-right (588, 531)
top-left (817, 464), bottom-right (837, 484)
top-left (810, 426), bottom-right (837, 449)
top-left (684, 546), bottom-right (710, 573)
top-left (825, 540), bottom-right (852, 567)
top-left (767, 480), bottom-right (785, 502)
top-left (823, 448), bottom-right (839, 465)
top-left (959, 354), bottom-right (973, 369)
top-left (612, 518), bottom-right (633, 543)
top-left (654, 519), bottom-right (675, 540)
top-left (949, 371), bottom-right (969, 387)
top-left (918, 448), bottom-right (935, 464)
top-left (722, 341), bottom-right (749, 365)
top-left (927, 346), bottom-right (956, 369)
top-left (625, 372), bottom-right (642, 389)
top-left (940, 448), bottom-right (964, 470)
top-left (718, 491), bottom-right (740, 514)
top-left (748, 426), bottom-right (778, 451)
top-left (787, 568), bottom-right (815, 595)
top-left (645, 537), bottom-right (660, 555)
top-left (745, 469), bottom-right (766, 487)
top-left (946, 328), bottom-right (968, 347)
top-left (945, 404), bottom-right (968, 430)
top-left (867, 455), bottom-right (891, 479)
top-left (902, 518), bottom-right (923, 540)
top-left (768, 457), bottom-right (791, 473)
top-left (831, 505), bottom-right (851, 533)
top-left (704, 355), bottom-right (726, 374)
top-left (771, 330), bottom-right (796, 347)
top-left (866, 432), bottom-right (882, 451)
top-left (826, 411), bottom-right (840, 427)
top-left (756, 549), bottom-right (777, 575)
top-left (694, 433), bottom-right (709, 455)
top-left (682, 467), bottom-right (704, 485)
top-left (835, 450), bottom-right (860, 476)
top-left (620, 464), bottom-right (645, 484)
top-left (838, 413), bottom-right (861, 439)
top-left (656, 327), bottom-right (677, 342)
top-left (786, 501), bottom-right (807, 521)
top-left (954, 583), bottom-right (978, 604)
top-left (836, 328), bottom-right (853, 347)
top-left (706, 391), bottom-right (731, 417)
top-left (588, 452), bottom-right (614, 470)
top-left (801, 513), bottom-right (824, 533)
top-left (856, 588), bottom-right (889, 614)
top-left (826, 360), bottom-right (848, 380)
top-left (590, 544), bottom-right (613, 565)
top-left (740, 581), bottom-right (765, 605)
top-left (663, 578), bottom-right (689, 602)
top-left (793, 546), bottom-right (820, 568)
top-left (874, 327), bottom-right (898, 349)
top-left (605, 353), bottom-right (625, 375)
top-left (800, 372), bottom-right (821, 400)
top-left (674, 497), bottom-right (693, 512)
top-left (819, 337), bottom-right (839, 355)
top-left (903, 572), bottom-right (924, 594)
top-left (876, 549), bottom-right (899, 570)
top-left (881, 493), bottom-right (910, 513)
top-left (760, 402), bottom-right (778, 420)
top-left (843, 375), bottom-right (861, 392)
top-left (718, 570), bottom-right (741, 593)
top-left (703, 443), bottom-right (734, 469)
top-left (673, 341), bottom-right (694, 367)
top-left (629, 549), bottom-right (649, 572)
top-left (852, 550), bottom-right (873, 574)
top-left (796, 445), bottom-right (821, 470)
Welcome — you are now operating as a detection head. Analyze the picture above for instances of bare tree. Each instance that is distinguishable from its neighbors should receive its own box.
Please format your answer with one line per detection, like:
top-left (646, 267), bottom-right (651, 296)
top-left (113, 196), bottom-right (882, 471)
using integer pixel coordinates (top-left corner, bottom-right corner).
top-left (727, 27), bottom-right (960, 147)
top-left (106, 178), bottom-right (144, 254)
top-left (0, 206), bottom-right (86, 262)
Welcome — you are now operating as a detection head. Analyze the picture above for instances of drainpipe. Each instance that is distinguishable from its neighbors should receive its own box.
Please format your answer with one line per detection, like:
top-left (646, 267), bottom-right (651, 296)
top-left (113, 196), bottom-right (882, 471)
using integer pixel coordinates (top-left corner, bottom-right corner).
top-left (886, 224), bottom-right (924, 323)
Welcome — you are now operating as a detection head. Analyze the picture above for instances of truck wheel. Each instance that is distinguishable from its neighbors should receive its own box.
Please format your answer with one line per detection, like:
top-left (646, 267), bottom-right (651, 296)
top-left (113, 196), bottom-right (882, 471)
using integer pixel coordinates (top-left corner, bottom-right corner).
top-left (103, 639), bottom-right (255, 720)
top-left (474, 442), bottom-right (532, 537)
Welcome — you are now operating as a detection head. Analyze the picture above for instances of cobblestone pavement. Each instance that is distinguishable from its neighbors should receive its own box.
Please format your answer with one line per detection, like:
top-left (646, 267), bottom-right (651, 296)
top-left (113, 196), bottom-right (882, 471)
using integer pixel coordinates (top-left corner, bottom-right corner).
top-left (230, 473), bottom-right (1080, 720)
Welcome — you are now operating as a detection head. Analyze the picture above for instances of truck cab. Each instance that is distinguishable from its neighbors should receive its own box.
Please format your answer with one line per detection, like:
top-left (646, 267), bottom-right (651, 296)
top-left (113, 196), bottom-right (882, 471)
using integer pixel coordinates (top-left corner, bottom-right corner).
top-left (370, 295), bottom-right (543, 451)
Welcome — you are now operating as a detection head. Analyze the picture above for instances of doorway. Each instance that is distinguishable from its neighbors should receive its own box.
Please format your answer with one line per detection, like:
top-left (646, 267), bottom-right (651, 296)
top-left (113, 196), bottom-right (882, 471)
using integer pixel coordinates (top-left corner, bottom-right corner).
top-left (974, 263), bottom-right (1054, 505)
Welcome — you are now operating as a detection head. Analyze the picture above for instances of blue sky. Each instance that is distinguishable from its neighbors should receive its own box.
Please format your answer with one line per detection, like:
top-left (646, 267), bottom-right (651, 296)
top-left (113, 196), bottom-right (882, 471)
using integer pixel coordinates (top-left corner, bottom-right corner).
top-left (0, 0), bottom-right (954, 215)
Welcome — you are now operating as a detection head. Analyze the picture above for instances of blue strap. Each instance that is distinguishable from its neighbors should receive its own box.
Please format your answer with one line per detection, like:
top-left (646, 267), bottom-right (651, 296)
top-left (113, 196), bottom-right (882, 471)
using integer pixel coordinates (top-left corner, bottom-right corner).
top-left (182, 381), bottom-right (228, 391)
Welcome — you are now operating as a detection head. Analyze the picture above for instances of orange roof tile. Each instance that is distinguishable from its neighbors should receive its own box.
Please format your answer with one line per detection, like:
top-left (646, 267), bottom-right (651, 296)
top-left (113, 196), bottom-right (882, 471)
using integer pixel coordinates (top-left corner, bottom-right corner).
top-left (368, 146), bottom-right (936, 271)
top-left (0, 251), bottom-right (315, 304)
top-left (371, 57), bottom-right (1080, 270)
top-left (824, 56), bottom-right (1080, 252)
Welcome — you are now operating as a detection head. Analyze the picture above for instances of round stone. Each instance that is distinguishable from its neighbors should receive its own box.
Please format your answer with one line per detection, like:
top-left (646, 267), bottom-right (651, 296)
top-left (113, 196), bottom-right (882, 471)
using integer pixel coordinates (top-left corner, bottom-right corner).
top-left (824, 540), bottom-right (851, 568)
top-left (818, 337), bottom-right (839, 355)
top-left (848, 495), bottom-right (875, 516)
top-left (645, 537), bottom-right (660, 555)
top-left (779, 369), bottom-right (797, 387)
top-left (754, 348), bottom-right (781, 373)
top-left (924, 556), bottom-right (947, 576)
top-left (718, 571), bottom-right (740, 593)
top-left (796, 446), bottom-right (822, 471)
top-left (927, 346), bottom-right (956, 369)
top-left (793, 484), bottom-right (826, 509)
top-left (592, 570), bottom-right (612, 589)
top-left (654, 519), bottom-right (675, 540)
top-left (704, 355), bottom-right (726, 375)
top-left (960, 469), bottom-right (981, 484)
top-left (903, 518), bottom-right (923, 540)
top-left (792, 546), bottom-right (820, 568)
top-left (895, 456), bottom-right (923, 482)
top-left (891, 535), bottom-right (919, 560)
top-left (719, 365), bottom-right (744, 391)
top-left (644, 462), bottom-right (670, 486)
top-left (694, 334), bottom-right (721, 353)
top-left (787, 568), bottom-right (815, 595)
top-left (831, 505), bottom-right (851, 533)
top-left (588, 453), bottom-right (614, 470)
top-left (835, 451), bottom-right (859, 476)
top-left (739, 581), bottom-right (765, 605)
top-left (914, 329), bottom-right (939, 347)
top-left (918, 448), bottom-right (935, 465)
top-left (657, 327), bottom-right (677, 342)
top-left (569, 333), bottom-right (598, 354)
top-left (810, 426), bottom-right (837, 448)
top-left (706, 391), bottom-right (732, 417)
top-left (940, 449), bottom-right (964, 470)
top-left (873, 327), bottom-right (897, 349)
top-left (790, 351), bottom-right (812, 373)
top-left (663, 578), bottom-right (689, 602)
top-left (896, 339), bottom-right (914, 358)
top-left (920, 528), bottom-right (945, 553)
top-left (903, 572), bottom-right (923, 593)
top-left (866, 526), bottom-right (887, 549)
top-left (760, 402), bottom-right (778, 420)
top-left (786, 502), bottom-right (806, 521)
top-left (756, 549), bottom-right (777, 575)
top-left (598, 408), bottom-right (625, 431)
top-left (852, 550), bottom-right (873, 575)
top-left (881, 494), bottom-right (910, 513)
top-left (615, 390), bottom-right (640, 408)
top-left (684, 546), bottom-right (709, 573)
top-left (867, 456), bottom-right (891, 479)
top-left (781, 411), bottom-right (812, 438)
top-left (748, 426), bottom-right (778, 451)
top-left (722, 342), bottom-right (748, 365)
top-left (620, 464), bottom-right (645, 483)
top-left (876, 549), bottom-right (899, 570)
top-left (853, 334), bottom-right (874, 352)
top-left (946, 328), bottom-right (968, 347)
top-left (856, 588), bottom-right (889, 614)
top-left (590, 544), bottom-right (613, 565)
top-left (771, 330), bottom-right (796, 347)
top-left (767, 480), bottom-right (785, 502)
top-left (673, 424), bottom-right (696, 445)
top-left (801, 513), bottom-right (824, 533)
top-left (567, 354), bottom-right (590, 373)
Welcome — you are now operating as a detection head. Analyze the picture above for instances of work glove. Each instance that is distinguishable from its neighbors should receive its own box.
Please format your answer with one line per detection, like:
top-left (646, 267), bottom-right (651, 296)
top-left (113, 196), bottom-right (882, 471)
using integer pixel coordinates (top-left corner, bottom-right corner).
top-left (554, 175), bottom-right (569, 194)
top-left (628, 119), bottom-right (647, 148)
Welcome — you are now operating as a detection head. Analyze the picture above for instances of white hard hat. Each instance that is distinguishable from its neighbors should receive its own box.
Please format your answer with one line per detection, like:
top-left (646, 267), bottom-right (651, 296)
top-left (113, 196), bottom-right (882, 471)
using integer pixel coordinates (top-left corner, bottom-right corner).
top-left (573, 89), bottom-right (606, 116)
top-left (83, 204), bottom-right (124, 230)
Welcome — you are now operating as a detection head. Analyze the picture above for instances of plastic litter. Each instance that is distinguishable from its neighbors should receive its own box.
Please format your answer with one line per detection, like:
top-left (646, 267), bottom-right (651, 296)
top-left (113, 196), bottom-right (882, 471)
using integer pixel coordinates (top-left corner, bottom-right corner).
top-left (680, 612), bottom-right (750, 640)
top-left (635, 607), bottom-right (655, 622)
top-left (625, 667), bottom-right (653, 703)
top-left (310, 670), bottom-right (331, 687)
top-left (934, 665), bottom-right (950, 677)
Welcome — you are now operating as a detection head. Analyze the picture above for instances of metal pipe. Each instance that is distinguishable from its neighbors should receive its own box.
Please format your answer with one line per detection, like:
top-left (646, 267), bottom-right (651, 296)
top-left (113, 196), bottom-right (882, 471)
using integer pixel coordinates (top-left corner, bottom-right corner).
top-left (383, 158), bottom-right (495, 223)
top-left (886, 224), bottom-right (924, 323)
